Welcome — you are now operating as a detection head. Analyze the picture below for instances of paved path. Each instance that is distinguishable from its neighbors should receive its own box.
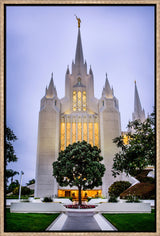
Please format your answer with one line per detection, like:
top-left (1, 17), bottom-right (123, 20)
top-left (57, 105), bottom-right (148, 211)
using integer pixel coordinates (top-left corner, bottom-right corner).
top-left (46, 211), bottom-right (117, 231)
top-left (62, 212), bottom-right (101, 231)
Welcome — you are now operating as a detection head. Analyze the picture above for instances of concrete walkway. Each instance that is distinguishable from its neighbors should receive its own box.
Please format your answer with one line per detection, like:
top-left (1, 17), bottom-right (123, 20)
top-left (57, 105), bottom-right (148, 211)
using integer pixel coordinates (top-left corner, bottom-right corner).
top-left (62, 212), bottom-right (101, 231)
top-left (46, 211), bottom-right (117, 232)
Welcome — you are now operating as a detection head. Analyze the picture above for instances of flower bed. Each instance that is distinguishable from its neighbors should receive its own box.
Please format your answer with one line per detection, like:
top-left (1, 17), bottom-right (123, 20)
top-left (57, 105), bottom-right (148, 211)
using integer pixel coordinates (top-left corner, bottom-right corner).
top-left (64, 204), bottom-right (96, 209)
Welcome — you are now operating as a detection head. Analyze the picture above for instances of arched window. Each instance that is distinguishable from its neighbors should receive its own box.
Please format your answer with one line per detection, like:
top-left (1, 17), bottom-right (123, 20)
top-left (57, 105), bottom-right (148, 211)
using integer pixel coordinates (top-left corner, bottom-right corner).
top-left (83, 91), bottom-right (86, 111)
top-left (73, 91), bottom-right (77, 111)
top-left (73, 90), bottom-right (87, 112)
top-left (77, 91), bottom-right (82, 111)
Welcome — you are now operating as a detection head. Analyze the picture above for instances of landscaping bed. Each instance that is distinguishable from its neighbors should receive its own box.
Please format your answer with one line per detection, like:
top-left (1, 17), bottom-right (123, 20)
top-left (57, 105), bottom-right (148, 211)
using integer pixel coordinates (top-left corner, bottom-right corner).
top-left (64, 204), bottom-right (96, 209)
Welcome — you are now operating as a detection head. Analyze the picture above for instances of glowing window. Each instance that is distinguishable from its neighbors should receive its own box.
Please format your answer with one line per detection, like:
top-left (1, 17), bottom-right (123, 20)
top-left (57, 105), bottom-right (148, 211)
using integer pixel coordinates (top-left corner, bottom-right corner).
top-left (78, 91), bottom-right (82, 111)
top-left (73, 91), bottom-right (77, 111)
top-left (78, 122), bottom-right (82, 141)
top-left (89, 123), bottom-right (93, 146)
top-left (83, 91), bottom-right (86, 111)
top-left (72, 122), bottom-right (76, 143)
top-left (66, 122), bottom-right (71, 147)
top-left (61, 122), bottom-right (65, 150)
top-left (83, 122), bottom-right (87, 141)
top-left (94, 123), bottom-right (99, 147)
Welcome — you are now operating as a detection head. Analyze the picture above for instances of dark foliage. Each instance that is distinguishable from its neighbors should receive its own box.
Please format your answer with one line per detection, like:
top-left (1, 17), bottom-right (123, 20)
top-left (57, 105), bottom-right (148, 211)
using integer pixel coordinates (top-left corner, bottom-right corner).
top-left (108, 181), bottom-right (131, 198)
top-left (5, 127), bottom-right (19, 183)
top-left (53, 140), bottom-right (105, 205)
top-left (112, 111), bottom-right (155, 177)
top-left (43, 197), bottom-right (53, 202)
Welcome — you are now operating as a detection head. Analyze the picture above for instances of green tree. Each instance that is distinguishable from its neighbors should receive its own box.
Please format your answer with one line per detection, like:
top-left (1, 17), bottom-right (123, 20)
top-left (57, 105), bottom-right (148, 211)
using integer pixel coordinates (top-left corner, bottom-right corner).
top-left (5, 127), bottom-right (19, 184)
top-left (13, 186), bottom-right (32, 195)
top-left (7, 179), bottom-right (19, 194)
top-left (26, 179), bottom-right (35, 186)
top-left (112, 111), bottom-right (155, 177)
top-left (53, 141), bottom-right (105, 205)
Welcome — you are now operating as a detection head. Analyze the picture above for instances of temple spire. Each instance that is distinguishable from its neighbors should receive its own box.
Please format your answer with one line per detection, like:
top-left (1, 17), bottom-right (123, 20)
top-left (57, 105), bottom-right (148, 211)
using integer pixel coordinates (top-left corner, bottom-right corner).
top-left (75, 26), bottom-right (84, 65)
top-left (102, 73), bottom-right (113, 98)
top-left (46, 73), bottom-right (57, 98)
top-left (132, 81), bottom-right (145, 122)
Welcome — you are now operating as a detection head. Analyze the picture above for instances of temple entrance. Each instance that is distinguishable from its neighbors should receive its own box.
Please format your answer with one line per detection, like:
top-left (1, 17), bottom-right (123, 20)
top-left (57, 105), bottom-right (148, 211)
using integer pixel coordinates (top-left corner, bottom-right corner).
top-left (65, 190), bottom-right (71, 197)
top-left (58, 189), bottom-right (102, 201)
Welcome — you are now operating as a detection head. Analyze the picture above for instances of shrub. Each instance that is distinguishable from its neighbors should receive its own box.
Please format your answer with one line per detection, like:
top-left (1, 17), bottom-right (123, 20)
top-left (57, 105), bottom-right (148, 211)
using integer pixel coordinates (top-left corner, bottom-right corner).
top-left (43, 197), bottom-right (53, 202)
top-left (108, 181), bottom-right (131, 198)
top-left (64, 204), bottom-right (96, 209)
top-left (108, 195), bottom-right (118, 202)
top-left (126, 194), bottom-right (140, 202)
top-left (12, 186), bottom-right (32, 196)
top-left (136, 175), bottom-right (155, 184)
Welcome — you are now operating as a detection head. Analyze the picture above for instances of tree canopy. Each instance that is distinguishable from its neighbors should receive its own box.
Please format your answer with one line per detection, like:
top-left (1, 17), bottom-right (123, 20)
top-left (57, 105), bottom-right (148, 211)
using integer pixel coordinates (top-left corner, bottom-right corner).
top-left (112, 111), bottom-right (155, 177)
top-left (26, 179), bottom-right (35, 186)
top-left (53, 140), bottom-right (105, 204)
top-left (5, 127), bottom-right (19, 183)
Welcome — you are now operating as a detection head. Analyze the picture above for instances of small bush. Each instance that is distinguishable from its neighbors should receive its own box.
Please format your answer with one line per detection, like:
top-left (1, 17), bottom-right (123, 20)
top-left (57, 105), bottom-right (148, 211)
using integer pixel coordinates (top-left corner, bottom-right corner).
top-left (108, 181), bottom-right (131, 198)
top-left (136, 175), bottom-right (155, 184)
top-left (108, 195), bottom-right (118, 202)
top-left (126, 195), bottom-right (140, 203)
top-left (43, 197), bottom-right (53, 202)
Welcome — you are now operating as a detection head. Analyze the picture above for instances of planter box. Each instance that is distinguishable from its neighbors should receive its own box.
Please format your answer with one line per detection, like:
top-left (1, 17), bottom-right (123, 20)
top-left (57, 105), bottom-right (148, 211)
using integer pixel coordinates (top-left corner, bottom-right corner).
top-left (94, 203), bottom-right (151, 213)
top-left (10, 202), bottom-right (66, 213)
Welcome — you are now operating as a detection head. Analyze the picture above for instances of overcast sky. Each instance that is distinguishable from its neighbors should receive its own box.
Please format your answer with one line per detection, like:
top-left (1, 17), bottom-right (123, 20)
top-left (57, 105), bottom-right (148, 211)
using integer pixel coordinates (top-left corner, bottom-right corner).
top-left (6, 5), bottom-right (155, 185)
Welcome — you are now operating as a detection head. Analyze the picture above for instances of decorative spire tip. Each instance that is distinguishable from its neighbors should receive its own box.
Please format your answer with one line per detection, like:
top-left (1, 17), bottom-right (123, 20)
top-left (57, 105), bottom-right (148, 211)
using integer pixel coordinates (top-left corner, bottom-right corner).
top-left (75, 15), bottom-right (81, 28)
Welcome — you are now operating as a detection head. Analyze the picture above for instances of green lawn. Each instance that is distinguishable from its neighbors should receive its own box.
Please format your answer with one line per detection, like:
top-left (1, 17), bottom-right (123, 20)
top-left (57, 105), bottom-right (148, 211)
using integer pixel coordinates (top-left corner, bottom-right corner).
top-left (5, 209), bottom-right (60, 232)
top-left (102, 210), bottom-right (156, 232)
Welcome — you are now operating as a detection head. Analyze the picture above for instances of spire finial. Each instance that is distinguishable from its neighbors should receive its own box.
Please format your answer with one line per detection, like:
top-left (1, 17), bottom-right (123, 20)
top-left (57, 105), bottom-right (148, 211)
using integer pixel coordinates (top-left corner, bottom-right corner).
top-left (75, 15), bottom-right (81, 28)
top-left (51, 72), bottom-right (53, 79)
top-left (134, 80), bottom-right (136, 84)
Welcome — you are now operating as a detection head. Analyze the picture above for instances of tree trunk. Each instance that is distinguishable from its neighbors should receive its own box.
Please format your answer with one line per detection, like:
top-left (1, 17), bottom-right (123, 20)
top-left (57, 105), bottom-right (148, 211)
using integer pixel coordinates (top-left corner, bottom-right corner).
top-left (78, 186), bottom-right (82, 205)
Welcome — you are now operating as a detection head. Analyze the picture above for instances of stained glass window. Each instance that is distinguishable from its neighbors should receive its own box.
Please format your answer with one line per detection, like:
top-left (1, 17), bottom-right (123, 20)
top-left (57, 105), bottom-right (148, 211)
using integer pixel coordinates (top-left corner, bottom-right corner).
top-left (61, 122), bottom-right (65, 150)
top-left (73, 91), bottom-right (77, 111)
top-left (89, 122), bottom-right (93, 146)
top-left (83, 91), bottom-right (86, 111)
top-left (78, 122), bottom-right (82, 141)
top-left (78, 91), bottom-right (82, 111)
top-left (72, 122), bottom-right (76, 143)
top-left (66, 122), bottom-right (71, 147)
top-left (94, 122), bottom-right (99, 147)
top-left (83, 122), bottom-right (87, 142)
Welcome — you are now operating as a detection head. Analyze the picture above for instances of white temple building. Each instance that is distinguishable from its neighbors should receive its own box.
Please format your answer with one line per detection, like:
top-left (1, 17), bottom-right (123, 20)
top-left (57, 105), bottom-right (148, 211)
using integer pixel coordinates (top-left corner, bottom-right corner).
top-left (35, 20), bottom-right (145, 199)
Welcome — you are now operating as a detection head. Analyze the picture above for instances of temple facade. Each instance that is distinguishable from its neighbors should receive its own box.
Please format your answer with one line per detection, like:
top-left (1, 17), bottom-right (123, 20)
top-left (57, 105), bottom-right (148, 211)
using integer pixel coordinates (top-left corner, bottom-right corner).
top-left (35, 21), bottom-right (145, 199)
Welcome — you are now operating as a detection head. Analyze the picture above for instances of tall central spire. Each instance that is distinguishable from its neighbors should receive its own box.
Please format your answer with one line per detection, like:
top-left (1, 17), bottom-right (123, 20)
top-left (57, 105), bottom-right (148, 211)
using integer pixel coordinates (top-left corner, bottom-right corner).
top-left (75, 25), bottom-right (84, 64)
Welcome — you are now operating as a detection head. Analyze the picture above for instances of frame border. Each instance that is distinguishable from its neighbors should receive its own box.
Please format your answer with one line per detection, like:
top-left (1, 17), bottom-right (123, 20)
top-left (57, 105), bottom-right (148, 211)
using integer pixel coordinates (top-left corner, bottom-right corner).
top-left (0, 1), bottom-right (159, 236)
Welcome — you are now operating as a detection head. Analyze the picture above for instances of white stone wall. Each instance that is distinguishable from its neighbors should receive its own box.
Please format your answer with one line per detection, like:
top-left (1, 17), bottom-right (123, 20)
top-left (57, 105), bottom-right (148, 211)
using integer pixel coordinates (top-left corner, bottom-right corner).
top-left (35, 98), bottom-right (60, 198)
top-left (10, 202), bottom-right (66, 213)
top-left (94, 203), bottom-right (151, 213)
top-left (99, 97), bottom-right (121, 196)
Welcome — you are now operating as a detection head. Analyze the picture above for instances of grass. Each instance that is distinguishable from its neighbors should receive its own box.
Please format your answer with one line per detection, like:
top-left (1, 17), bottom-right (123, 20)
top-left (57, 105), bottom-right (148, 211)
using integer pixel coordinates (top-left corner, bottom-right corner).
top-left (6, 195), bottom-right (32, 199)
top-left (102, 210), bottom-right (156, 232)
top-left (5, 208), bottom-right (60, 232)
